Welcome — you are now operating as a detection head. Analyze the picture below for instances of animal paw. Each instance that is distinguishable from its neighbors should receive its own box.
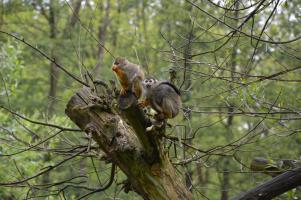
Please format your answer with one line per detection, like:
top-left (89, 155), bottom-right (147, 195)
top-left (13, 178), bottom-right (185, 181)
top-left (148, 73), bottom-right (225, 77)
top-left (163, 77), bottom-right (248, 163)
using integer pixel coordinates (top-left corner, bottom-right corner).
top-left (138, 100), bottom-right (148, 108)
top-left (146, 121), bottom-right (164, 132)
top-left (146, 125), bottom-right (154, 132)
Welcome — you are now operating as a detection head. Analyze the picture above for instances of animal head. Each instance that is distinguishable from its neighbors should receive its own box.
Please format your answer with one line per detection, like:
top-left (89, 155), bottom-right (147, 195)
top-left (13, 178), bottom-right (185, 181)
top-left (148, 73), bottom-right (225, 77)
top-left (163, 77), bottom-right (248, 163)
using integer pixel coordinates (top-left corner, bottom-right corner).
top-left (112, 57), bottom-right (128, 72)
top-left (142, 77), bottom-right (157, 89)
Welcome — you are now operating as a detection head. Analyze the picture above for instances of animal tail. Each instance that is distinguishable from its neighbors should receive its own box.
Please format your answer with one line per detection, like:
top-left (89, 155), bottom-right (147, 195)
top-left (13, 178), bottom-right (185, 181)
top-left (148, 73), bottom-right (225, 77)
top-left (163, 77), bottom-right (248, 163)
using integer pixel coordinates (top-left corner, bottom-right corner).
top-left (162, 98), bottom-right (180, 118)
top-left (132, 76), bottom-right (143, 98)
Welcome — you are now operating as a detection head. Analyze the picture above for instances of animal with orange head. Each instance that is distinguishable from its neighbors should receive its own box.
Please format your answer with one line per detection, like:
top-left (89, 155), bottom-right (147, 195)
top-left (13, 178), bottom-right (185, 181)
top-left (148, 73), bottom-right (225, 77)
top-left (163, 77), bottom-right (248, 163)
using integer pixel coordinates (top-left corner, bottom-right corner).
top-left (112, 57), bottom-right (145, 99)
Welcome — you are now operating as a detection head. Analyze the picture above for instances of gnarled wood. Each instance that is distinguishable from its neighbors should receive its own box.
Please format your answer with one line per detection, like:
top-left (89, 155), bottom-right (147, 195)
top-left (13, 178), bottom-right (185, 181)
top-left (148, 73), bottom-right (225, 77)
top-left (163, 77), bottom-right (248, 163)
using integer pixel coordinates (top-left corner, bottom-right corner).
top-left (65, 87), bottom-right (192, 200)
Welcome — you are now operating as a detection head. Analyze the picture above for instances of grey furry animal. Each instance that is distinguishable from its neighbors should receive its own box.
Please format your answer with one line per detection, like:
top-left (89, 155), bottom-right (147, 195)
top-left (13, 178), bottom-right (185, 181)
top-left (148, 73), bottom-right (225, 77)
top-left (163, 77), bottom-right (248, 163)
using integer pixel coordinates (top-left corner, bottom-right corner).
top-left (140, 77), bottom-right (181, 121)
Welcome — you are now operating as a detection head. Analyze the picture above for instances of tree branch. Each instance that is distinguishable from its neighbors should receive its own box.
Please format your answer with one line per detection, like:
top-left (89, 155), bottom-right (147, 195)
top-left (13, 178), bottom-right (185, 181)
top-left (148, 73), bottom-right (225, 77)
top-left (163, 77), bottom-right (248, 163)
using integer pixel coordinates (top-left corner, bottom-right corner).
top-left (233, 167), bottom-right (301, 200)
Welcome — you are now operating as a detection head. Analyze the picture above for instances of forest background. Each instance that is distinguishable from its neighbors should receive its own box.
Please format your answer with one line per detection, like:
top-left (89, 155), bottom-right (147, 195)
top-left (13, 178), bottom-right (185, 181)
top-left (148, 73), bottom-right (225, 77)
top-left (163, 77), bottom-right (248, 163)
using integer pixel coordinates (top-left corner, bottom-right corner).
top-left (0, 0), bottom-right (301, 199)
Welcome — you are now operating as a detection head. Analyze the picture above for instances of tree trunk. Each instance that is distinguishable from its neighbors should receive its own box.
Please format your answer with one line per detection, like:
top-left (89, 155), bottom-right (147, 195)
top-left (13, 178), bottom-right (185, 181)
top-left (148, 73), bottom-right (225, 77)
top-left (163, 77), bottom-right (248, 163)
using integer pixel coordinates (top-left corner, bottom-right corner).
top-left (221, 2), bottom-right (240, 199)
top-left (94, 0), bottom-right (110, 76)
top-left (112, 0), bottom-right (121, 48)
top-left (47, 0), bottom-right (58, 116)
top-left (47, 0), bottom-right (82, 115)
top-left (43, 0), bottom-right (58, 184)
top-left (221, 107), bottom-right (233, 200)
top-left (221, 159), bottom-right (230, 200)
top-left (233, 167), bottom-right (301, 200)
top-left (65, 87), bottom-right (193, 200)
top-left (0, 0), bottom-right (4, 29)
top-left (140, 0), bottom-right (150, 72)
top-left (182, 4), bottom-right (194, 191)
top-left (44, 0), bottom-right (83, 184)
top-left (68, 0), bottom-right (82, 28)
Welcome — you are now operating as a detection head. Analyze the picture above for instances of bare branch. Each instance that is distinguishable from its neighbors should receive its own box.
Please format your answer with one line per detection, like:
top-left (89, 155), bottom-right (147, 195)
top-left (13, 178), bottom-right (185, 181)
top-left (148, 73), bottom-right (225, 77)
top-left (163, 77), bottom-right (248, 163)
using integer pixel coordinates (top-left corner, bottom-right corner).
top-left (233, 167), bottom-right (301, 200)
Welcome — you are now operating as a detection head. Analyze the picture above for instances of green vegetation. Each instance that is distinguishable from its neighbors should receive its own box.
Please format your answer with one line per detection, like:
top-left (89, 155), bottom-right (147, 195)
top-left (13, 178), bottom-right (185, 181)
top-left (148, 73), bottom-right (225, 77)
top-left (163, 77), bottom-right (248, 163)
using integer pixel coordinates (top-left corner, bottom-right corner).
top-left (0, 0), bottom-right (300, 199)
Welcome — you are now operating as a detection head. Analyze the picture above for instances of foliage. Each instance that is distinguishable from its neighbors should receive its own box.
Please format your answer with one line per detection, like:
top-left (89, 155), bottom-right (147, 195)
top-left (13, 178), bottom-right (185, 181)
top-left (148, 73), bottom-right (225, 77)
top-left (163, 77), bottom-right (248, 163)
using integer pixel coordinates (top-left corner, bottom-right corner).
top-left (0, 0), bottom-right (301, 199)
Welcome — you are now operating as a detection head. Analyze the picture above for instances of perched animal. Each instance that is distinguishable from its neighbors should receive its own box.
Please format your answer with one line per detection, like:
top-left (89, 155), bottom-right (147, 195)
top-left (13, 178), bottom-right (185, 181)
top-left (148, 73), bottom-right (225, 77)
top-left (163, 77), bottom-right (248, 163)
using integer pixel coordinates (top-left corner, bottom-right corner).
top-left (112, 57), bottom-right (145, 98)
top-left (140, 77), bottom-right (181, 121)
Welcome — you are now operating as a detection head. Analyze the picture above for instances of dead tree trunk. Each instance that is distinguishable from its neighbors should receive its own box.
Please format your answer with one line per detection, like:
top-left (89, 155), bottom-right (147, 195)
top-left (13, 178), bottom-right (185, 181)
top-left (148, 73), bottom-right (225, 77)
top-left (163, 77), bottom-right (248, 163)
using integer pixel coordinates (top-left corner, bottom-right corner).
top-left (65, 86), bottom-right (193, 200)
top-left (233, 167), bottom-right (301, 200)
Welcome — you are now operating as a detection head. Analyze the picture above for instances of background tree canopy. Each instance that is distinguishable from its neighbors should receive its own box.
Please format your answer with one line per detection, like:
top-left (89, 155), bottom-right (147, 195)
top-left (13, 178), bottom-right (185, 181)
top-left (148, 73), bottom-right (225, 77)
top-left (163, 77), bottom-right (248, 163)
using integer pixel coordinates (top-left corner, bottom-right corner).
top-left (0, 0), bottom-right (300, 199)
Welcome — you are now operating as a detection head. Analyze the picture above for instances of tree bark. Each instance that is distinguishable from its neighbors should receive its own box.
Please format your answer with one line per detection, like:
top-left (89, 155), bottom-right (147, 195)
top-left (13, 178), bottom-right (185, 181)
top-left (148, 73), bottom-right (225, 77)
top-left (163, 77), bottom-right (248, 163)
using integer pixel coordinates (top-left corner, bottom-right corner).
top-left (68, 0), bottom-right (82, 28)
top-left (47, 0), bottom-right (58, 116)
top-left (233, 167), bottom-right (301, 200)
top-left (0, 0), bottom-right (4, 29)
top-left (140, 0), bottom-right (150, 72)
top-left (112, 0), bottom-right (121, 48)
top-left (43, 0), bottom-right (58, 184)
top-left (65, 87), bottom-right (193, 200)
top-left (221, 2), bottom-right (240, 199)
top-left (47, 0), bottom-right (82, 116)
top-left (44, 0), bottom-right (83, 184)
top-left (94, 0), bottom-right (110, 76)
top-left (182, 3), bottom-right (194, 191)
top-left (221, 160), bottom-right (230, 200)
